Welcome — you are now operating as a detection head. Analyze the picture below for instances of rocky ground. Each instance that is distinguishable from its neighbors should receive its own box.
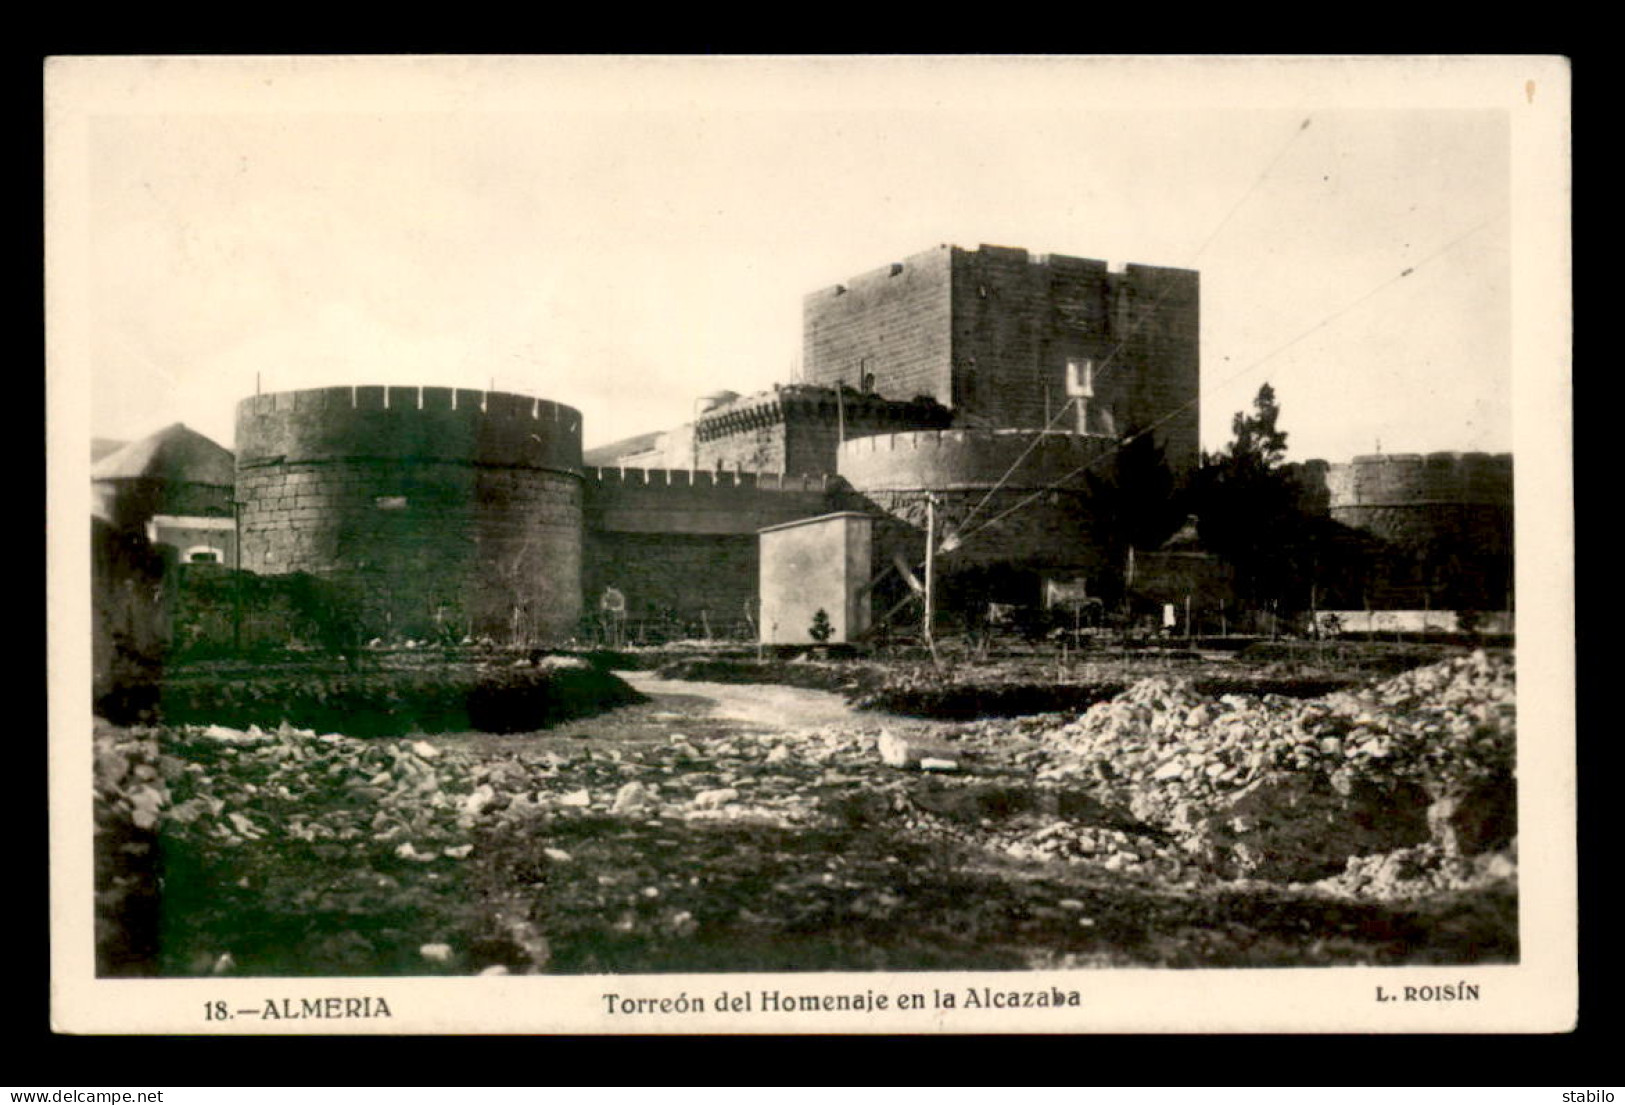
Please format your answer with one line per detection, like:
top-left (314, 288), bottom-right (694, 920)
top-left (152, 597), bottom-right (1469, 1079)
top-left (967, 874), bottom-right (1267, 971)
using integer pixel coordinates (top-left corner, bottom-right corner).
top-left (93, 651), bottom-right (1517, 976)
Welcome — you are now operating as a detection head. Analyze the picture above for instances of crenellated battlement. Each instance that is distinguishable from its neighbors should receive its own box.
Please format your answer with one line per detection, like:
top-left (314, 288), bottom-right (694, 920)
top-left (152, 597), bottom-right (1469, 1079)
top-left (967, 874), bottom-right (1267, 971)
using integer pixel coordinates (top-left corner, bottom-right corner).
top-left (837, 428), bottom-right (1116, 493)
top-left (581, 466), bottom-right (832, 494)
top-left (581, 465), bottom-right (836, 537)
top-left (236, 387), bottom-right (583, 472)
top-left (1328, 452), bottom-right (1513, 508)
top-left (838, 427), bottom-right (1113, 453)
top-left (237, 384), bottom-right (579, 419)
top-left (804, 244), bottom-right (1195, 301)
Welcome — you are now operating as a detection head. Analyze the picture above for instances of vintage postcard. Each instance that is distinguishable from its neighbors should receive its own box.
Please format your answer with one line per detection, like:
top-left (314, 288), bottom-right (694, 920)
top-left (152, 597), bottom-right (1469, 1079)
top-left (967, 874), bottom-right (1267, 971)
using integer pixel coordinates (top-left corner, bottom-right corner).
top-left (46, 54), bottom-right (1574, 1034)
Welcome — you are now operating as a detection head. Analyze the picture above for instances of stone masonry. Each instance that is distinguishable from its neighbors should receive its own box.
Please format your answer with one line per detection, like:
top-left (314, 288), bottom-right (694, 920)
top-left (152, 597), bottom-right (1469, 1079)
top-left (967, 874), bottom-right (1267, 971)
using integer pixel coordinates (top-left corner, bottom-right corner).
top-left (804, 244), bottom-right (1200, 472)
top-left (235, 387), bottom-right (584, 643)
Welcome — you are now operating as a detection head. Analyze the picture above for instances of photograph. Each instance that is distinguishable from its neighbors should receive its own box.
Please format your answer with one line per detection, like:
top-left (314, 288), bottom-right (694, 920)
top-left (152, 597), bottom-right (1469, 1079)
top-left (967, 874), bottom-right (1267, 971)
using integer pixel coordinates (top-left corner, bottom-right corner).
top-left (47, 54), bottom-right (1574, 1034)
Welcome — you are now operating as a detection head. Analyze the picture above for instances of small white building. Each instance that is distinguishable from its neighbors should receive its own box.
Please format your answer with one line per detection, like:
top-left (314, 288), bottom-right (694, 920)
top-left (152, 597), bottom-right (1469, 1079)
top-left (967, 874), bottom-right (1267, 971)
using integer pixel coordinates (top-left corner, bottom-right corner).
top-left (757, 512), bottom-right (874, 644)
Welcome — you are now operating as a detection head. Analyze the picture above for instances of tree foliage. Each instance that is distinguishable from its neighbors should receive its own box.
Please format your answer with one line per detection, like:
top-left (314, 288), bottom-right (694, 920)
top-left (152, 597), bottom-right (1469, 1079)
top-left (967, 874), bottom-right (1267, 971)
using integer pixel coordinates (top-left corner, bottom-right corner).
top-left (1189, 384), bottom-right (1306, 613)
top-left (1219, 382), bottom-right (1289, 476)
top-left (1085, 430), bottom-right (1183, 607)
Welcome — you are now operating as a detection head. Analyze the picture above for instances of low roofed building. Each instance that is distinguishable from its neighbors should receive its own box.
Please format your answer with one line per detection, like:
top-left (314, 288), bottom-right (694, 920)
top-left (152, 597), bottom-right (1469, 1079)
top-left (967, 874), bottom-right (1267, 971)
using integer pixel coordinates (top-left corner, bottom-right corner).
top-left (91, 422), bottom-right (237, 566)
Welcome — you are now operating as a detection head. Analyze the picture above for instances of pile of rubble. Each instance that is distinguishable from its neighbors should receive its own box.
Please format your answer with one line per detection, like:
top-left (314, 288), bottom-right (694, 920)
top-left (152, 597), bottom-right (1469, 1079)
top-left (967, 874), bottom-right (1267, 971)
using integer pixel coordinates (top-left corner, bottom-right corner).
top-left (95, 719), bottom-right (481, 859)
top-left (94, 717), bottom-right (504, 973)
top-left (93, 722), bottom-right (890, 881)
top-left (1003, 651), bottom-right (1517, 889)
top-left (1307, 841), bottom-right (1518, 901)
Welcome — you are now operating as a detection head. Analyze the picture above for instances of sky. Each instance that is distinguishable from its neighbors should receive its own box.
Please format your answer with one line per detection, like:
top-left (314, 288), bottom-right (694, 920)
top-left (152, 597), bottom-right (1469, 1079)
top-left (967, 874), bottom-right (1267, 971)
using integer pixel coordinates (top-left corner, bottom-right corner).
top-left (54, 56), bottom-right (1543, 465)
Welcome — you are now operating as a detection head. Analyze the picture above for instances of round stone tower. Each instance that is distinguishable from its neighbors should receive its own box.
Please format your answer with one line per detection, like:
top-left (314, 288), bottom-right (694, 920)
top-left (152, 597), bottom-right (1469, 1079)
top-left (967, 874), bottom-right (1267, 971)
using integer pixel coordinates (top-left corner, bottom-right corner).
top-left (235, 386), bottom-right (584, 643)
top-left (837, 429), bottom-right (1117, 573)
top-left (1326, 452), bottom-right (1513, 557)
top-left (1325, 451), bottom-right (1513, 611)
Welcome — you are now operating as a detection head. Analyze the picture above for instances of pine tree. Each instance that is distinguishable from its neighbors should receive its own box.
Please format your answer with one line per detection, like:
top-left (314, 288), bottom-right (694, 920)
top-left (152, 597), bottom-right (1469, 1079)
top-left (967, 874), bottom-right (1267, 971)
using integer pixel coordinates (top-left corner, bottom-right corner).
top-left (1220, 382), bottom-right (1288, 476)
top-left (1191, 383), bottom-right (1303, 615)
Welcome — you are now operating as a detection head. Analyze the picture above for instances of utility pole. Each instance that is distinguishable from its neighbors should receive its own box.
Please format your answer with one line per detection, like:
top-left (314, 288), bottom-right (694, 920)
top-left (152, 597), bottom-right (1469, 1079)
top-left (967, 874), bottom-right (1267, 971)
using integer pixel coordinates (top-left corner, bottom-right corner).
top-left (231, 497), bottom-right (244, 654)
top-left (923, 494), bottom-right (938, 662)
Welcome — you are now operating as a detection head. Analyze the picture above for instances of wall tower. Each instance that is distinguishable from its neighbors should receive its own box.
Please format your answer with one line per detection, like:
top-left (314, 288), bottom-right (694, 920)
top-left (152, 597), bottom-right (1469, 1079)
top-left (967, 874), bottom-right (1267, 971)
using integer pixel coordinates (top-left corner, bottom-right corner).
top-left (235, 386), bottom-right (584, 643)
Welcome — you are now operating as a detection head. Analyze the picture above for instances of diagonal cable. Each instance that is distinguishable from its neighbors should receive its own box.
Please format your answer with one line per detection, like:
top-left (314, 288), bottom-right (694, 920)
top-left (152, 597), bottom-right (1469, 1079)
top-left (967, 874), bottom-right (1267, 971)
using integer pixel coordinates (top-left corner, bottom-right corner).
top-left (947, 210), bottom-right (1505, 554)
top-left (950, 116), bottom-right (1314, 537)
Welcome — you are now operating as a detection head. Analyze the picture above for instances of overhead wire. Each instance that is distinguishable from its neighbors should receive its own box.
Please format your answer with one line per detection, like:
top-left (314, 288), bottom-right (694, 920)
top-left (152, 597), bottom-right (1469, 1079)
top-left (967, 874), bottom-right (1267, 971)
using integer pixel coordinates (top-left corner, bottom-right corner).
top-left (943, 209), bottom-right (1506, 555)
top-left (950, 116), bottom-right (1316, 535)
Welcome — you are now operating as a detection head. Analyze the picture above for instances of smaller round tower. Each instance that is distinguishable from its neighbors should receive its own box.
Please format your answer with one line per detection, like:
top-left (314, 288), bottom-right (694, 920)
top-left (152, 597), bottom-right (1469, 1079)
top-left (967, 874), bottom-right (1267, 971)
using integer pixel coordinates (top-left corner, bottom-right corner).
top-left (1326, 452), bottom-right (1513, 557)
top-left (837, 428), bottom-right (1118, 573)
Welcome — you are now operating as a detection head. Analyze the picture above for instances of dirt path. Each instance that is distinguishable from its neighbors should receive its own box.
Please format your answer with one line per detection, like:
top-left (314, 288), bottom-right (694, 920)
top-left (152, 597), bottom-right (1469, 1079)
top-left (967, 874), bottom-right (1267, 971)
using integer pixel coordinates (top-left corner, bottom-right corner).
top-left (433, 673), bottom-right (948, 759)
top-left (619, 673), bottom-right (932, 734)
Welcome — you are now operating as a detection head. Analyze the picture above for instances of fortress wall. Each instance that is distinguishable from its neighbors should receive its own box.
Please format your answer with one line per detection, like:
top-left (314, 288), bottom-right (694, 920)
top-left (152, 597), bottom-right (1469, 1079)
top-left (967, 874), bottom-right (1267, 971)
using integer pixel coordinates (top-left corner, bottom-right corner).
top-left (580, 467), bottom-right (834, 535)
top-left (578, 467), bottom-right (840, 636)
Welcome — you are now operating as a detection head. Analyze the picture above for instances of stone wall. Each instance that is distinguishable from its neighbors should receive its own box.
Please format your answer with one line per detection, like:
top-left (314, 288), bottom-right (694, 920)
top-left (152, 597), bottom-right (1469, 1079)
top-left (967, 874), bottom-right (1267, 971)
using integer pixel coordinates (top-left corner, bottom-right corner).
top-left (803, 246), bottom-right (956, 408)
top-left (580, 466), bottom-right (839, 639)
top-left (581, 466), bottom-right (833, 535)
top-left (674, 386), bottom-right (952, 477)
top-left (235, 387), bottom-right (584, 644)
top-left (1314, 452), bottom-right (1514, 611)
top-left (582, 532), bottom-right (761, 641)
top-left (1328, 452), bottom-right (1511, 507)
top-left (836, 428), bottom-right (1114, 493)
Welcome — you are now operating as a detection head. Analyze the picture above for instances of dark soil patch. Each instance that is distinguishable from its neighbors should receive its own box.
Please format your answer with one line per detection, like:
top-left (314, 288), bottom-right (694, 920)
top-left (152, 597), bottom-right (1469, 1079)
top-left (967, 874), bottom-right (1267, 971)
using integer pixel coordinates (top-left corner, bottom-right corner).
top-left (899, 780), bottom-right (1161, 839)
top-left (467, 813), bottom-right (1517, 974)
top-left (1187, 676), bottom-right (1359, 699)
top-left (96, 662), bottom-right (646, 735)
top-left (577, 649), bottom-right (659, 672)
top-left (852, 682), bottom-right (1126, 719)
top-left (145, 837), bottom-right (485, 977)
top-left (1238, 640), bottom-right (1476, 674)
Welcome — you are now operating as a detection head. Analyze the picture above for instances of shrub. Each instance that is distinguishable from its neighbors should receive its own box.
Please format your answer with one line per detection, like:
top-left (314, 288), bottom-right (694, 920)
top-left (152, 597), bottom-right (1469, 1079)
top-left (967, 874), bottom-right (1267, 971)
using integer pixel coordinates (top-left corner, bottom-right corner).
top-left (809, 609), bottom-right (834, 644)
